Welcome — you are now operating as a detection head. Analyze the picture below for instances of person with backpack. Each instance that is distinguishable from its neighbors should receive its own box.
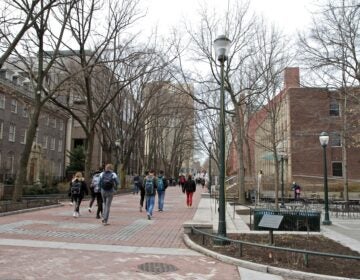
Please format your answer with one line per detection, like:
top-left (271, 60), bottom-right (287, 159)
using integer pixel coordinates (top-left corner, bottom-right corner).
top-left (99, 163), bottom-right (119, 225)
top-left (88, 167), bottom-right (102, 213)
top-left (68, 171), bottom-right (88, 217)
top-left (157, 170), bottom-right (168, 212)
top-left (184, 174), bottom-right (196, 208)
top-left (144, 169), bottom-right (157, 220)
top-left (138, 172), bottom-right (146, 212)
top-left (89, 167), bottom-right (103, 219)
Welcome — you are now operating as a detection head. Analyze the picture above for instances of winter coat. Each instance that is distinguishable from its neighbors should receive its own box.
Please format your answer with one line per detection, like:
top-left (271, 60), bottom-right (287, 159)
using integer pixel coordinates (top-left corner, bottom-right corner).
top-left (184, 179), bottom-right (196, 193)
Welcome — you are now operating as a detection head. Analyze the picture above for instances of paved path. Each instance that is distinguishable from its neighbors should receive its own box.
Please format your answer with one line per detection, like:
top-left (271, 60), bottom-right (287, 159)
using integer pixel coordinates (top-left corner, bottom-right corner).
top-left (0, 186), bottom-right (240, 280)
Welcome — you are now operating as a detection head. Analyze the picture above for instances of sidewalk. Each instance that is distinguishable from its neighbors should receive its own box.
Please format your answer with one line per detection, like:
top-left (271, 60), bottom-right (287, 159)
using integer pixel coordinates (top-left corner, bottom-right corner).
top-left (187, 193), bottom-right (360, 280)
top-left (0, 186), bottom-right (240, 280)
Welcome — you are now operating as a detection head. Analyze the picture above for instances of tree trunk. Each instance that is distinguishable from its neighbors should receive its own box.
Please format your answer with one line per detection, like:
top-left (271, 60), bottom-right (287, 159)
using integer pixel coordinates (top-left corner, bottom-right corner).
top-left (13, 104), bottom-right (41, 201)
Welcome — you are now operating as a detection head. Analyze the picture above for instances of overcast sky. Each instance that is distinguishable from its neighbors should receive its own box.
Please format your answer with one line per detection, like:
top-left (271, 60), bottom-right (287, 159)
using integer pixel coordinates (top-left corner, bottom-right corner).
top-left (141, 0), bottom-right (316, 36)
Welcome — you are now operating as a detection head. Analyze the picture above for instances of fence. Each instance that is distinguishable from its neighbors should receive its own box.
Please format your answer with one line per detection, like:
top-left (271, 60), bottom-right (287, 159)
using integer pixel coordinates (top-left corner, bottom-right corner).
top-left (190, 226), bottom-right (360, 268)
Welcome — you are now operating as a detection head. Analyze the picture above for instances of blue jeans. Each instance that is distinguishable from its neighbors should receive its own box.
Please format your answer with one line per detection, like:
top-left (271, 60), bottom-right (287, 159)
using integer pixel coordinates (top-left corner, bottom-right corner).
top-left (101, 189), bottom-right (114, 222)
top-left (157, 191), bottom-right (165, 211)
top-left (146, 195), bottom-right (155, 216)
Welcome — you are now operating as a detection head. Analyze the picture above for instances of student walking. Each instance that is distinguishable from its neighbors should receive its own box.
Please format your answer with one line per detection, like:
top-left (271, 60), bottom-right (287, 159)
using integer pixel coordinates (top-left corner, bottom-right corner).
top-left (99, 164), bottom-right (119, 225)
top-left (88, 168), bottom-right (102, 213)
top-left (144, 169), bottom-right (157, 220)
top-left (139, 172), bottom-right (146, 212)
top-left (68, 172), bottom-right (88, 217)
top-left (157, 170), bottom-right (168, 212)
top-left (184, 174), bottom-right (196, 207)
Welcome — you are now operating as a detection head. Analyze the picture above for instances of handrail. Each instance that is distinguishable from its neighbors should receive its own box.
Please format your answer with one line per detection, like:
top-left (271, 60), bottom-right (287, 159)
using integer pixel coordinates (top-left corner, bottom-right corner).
top-left (190, 226), bottom-right (360, 266)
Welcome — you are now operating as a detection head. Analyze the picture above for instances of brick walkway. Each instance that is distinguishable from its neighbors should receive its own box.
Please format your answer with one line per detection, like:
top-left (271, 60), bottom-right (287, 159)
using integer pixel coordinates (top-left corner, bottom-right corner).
top-left (0, 186), bottom-right (240, 279)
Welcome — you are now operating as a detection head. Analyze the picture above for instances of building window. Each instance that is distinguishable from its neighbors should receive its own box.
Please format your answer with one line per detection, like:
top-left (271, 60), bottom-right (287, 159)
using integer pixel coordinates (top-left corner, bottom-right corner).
top-left (6, 153), bottom-right (14, 174)
top-left (58, 139), bottom-right (62, 152)
top-left (59, 120), bottom-right (64, 131)
top-left (10, 99), bottom-right (17, 113)
top-left (0, 120), bottom-right (3, 140)
top-left (332, 162), bottom-right (343, 177)
top-left (43, 135), bottom-right (48, 149)
top-left (9, 124), bottom-right (16, 142)
top-left (22, 106), bottom-right (29, 118)
top-left (50, 117), bottom-right (56, 128)
top-left (20, 129), bottom-right (27, 144)
top-left (330, 133), bottom-right (341, 147)
top-left (0, 94), bottom-right (5, 109)
top-left (50, 137), bottom-right (55, 150)
top-left (330, 100), bottom-right (340, 116)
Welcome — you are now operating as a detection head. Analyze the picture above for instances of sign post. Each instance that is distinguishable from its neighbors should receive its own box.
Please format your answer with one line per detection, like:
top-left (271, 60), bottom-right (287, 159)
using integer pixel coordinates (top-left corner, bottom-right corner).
top-left (258, 214), bottom-right (284, 244)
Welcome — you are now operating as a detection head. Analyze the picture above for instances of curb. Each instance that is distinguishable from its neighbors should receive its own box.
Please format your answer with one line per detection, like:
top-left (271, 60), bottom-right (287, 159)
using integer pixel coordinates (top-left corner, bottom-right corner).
top-left (0, 203), bottom-right (63, 217)
top-left (183, 233), bottom-right (357, 280)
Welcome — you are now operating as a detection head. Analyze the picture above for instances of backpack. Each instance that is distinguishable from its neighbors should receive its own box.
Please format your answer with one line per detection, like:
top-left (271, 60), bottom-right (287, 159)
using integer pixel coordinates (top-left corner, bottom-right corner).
top-left (91, 173), bottom-right (101, 193)
top-left (71, 180), bottom-right (82, 195)
top-left (144, 176), bottom-right (155, 196)
top-left (102, 171), bottom-right (115, 191)
top-left (157, 177), bottom-right (164, 192)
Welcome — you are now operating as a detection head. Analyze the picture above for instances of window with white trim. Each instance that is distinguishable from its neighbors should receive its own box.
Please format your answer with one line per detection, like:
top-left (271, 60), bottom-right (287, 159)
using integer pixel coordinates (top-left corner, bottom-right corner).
top-left (8, 124), bottom-right (16, 142)
top-left (58, 139), bottom-right (62, 152)
top-left (43, 135), bottom-right (48, 149)
top-left (0, 94), bottom-right (5, 109)
top-left (10, 99), bottom-right (17, 113)
top-left (20, 129), bottom-right (27, 144)
top-left (332, 162), bottom-right (343, 177)
top-left (0, 120), bottom-right (3, 140)
top-left (50, 137), bottom-right (55, 150)
top-left (22, 106), bottom-right (29, 118)
top-left (330, 133), bottom-right (341, 147)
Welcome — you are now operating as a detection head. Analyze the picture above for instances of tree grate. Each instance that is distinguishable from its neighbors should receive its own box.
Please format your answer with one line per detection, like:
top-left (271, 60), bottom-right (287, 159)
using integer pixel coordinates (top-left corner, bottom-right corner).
top-left (137, 262), bottom-right (178, 274)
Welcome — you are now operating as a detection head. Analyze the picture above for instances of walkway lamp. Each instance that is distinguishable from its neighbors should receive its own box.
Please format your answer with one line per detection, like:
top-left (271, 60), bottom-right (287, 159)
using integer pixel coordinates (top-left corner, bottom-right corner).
top-left (213, 35), bottom-right (231, 243)
top-left (319, 132), bottom-right (332, 225)
top-left (276, 142), bottom-right (287, 208)
top-left (208, 142), bottom-right (213, 195)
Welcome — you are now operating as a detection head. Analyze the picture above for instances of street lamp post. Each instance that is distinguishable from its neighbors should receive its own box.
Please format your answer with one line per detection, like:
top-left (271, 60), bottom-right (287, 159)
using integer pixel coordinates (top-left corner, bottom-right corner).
top-left (208, 142), bottom-right (212, 195)
top-left (213, 35), bottom-right (231, 243)
top-left (319, 132), bottom-right (332, 225)
top-left (280, 155), bottom-right (285, 208)
top-left (276, 142), bottom-right (286, 208)
top-left (115, 139), bottom-right (120, 175)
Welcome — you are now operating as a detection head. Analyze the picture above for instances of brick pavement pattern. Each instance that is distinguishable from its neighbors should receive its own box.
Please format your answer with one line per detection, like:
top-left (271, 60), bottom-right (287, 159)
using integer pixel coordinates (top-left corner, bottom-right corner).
top-left (0, 186), bottom-right (240, 280)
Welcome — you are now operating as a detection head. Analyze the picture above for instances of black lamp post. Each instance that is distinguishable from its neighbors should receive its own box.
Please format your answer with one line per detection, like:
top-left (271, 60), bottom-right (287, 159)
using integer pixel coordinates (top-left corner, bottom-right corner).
top-left (208, 142), bottom-right (212, 195)
top-left (213, 34), bottom-right (231, 243)
top-left (276, 142), bottom-right (286, 208)
top-left (280, 155), bottom-right (285, 208)
top-left (115, 139), bottom-right (120, 175)
top-left (319, 132), bottom-right (332, 225)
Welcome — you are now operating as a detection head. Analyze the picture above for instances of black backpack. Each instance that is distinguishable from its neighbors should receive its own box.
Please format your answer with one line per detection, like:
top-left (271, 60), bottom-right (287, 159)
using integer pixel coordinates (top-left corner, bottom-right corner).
top-left (71, 180), bottom-right (82, 195)
top-left (102, 171), bottom-right (115, 191)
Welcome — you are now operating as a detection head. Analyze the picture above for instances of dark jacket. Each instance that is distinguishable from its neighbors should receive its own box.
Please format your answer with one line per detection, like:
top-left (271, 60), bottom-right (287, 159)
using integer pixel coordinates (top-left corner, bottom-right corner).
top-left (184, 179), bottom-right (196, 193)
top-left (68, 179), bottom-right (88, 197)
top-left (157, 175), bottom-right (168, 192)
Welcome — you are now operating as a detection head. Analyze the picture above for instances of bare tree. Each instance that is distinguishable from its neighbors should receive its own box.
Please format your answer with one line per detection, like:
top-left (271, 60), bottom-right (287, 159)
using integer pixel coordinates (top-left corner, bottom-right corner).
top-left (8, 0), bottom-right (77, 201)
top-left (0, 0), bottom-right (61, 69)
top-left (49, 0), bottom-right (170, 185)
top-left (298, 0), bottom-right (360, 201)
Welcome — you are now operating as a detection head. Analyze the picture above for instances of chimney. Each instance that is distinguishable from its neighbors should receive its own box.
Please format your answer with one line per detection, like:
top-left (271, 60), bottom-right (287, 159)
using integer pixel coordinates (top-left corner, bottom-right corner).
top-left (284, 67), bottom-right (300, 89)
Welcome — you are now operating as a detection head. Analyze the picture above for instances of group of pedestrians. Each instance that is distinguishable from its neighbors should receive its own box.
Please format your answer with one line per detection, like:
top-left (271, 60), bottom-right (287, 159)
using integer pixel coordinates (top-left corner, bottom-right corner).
top-left (68, 163), bottom-right (119, 225)
top-left (134, 169), bottom-right (168, 220)
top-left (68, 165), bottom-right (201, 224)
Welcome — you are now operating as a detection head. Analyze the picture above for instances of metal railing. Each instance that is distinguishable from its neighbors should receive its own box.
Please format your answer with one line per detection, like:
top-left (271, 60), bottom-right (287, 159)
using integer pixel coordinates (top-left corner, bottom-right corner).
top-left (190, 226), bottom-right (360, 267)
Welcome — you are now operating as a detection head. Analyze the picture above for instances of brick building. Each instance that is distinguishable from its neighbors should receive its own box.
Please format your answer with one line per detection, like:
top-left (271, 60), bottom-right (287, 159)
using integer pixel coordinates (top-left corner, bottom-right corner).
top-left (228, 67), bottom-right (360, 192)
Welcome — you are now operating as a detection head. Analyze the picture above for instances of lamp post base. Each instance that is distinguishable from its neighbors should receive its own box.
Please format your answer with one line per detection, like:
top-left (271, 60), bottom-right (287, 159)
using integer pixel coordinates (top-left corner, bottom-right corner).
top-left (322, 220), bottom-right (332, 225)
